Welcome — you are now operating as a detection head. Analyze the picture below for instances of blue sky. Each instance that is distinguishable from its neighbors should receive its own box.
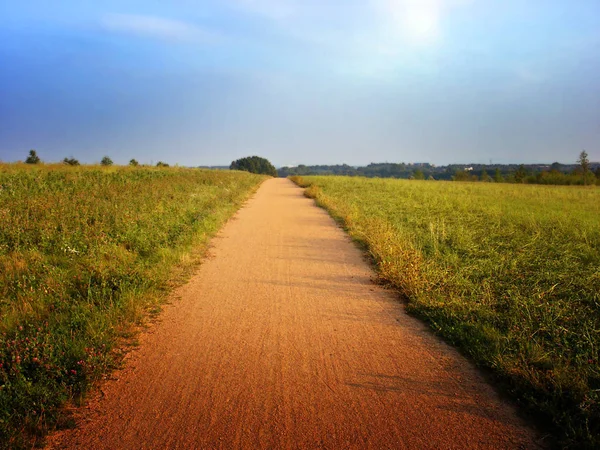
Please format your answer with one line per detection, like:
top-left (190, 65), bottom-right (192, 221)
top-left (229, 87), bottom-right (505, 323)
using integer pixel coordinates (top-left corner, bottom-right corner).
top-left (1, 0), bottom-right (599, 166)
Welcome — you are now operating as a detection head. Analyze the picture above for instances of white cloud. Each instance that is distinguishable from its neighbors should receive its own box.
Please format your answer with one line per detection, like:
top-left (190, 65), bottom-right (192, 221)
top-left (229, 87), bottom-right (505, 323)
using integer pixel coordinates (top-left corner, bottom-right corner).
top-left (100, 14), bottom-right (215, 42)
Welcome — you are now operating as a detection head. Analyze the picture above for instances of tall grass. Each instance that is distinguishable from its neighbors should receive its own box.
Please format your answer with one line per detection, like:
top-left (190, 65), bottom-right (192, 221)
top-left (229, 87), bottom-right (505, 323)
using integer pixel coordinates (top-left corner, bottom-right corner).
top-left (292, 175), bottom-right (600, 448)
top-left (0, 164), bottom-right (265, 447)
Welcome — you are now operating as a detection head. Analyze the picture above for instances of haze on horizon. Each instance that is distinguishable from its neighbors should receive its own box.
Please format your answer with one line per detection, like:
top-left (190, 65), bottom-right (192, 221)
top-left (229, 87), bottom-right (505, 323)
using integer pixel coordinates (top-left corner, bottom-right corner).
top-left (1, 1), bottom-right (599, 167)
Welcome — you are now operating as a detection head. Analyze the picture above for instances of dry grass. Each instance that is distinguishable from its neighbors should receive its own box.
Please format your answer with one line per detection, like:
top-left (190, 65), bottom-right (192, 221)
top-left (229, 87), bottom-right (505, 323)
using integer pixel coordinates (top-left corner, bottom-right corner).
top-left (0, 164), bottom-right (266, 448)
top-left (292, 175), bottom-right (600, 448)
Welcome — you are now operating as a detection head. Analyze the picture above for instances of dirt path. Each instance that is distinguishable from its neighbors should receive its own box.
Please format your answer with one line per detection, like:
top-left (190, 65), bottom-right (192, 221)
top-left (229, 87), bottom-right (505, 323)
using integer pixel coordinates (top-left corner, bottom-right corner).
top-left (49, 178), bottom-right (542, 449)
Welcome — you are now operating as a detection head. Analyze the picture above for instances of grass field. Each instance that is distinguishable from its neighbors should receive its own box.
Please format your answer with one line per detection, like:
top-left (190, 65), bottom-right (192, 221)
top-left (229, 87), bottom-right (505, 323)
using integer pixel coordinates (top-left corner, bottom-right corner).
top-left (0, 164), bottom-right (265, 448)
top-left (292, 175), bottom-right (600, 448)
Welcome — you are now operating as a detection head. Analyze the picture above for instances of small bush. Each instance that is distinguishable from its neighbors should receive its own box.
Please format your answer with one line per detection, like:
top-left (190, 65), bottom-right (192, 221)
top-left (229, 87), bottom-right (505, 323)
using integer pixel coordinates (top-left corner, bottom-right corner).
top-left (24, 150), bottom-right (41, 165)
top-left (101, 156), bottom-right (113, 166)
top-left (230, 156), bottom-right (277, 176)
top-left (63, 157), bottom-right (80, 166)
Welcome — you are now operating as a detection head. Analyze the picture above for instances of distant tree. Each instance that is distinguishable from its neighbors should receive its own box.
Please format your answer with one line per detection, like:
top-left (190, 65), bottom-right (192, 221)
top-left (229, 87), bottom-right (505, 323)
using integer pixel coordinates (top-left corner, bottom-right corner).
top-left (25, 149), bottom-right (41, 164)
top-left (413, 169), bottom-right (425, 180)
top-left (550, 162), bottom-right (562, 172)
top-left (493, 168), bottom-right (503, 183)
top-left (230, 156), bottom-right (277, 176)
top-left (480, 169), bottom-right (492, 182)
top-left (101, 156), bottom-right (113, 166)
top-left (514, 165), bottom-right (528, 183)
top-left (63, 157), bottom-right (80, 166)
top-left (453, 170), bottom-right (471, 182)
top-left (156, 161), bottom-right (169, 167)
top-left (578, 150), bottom-right (590, 185)
top-left (129, 159), bottom-right (139, 166)
top-left (595, 167), bottom-right (600, 180)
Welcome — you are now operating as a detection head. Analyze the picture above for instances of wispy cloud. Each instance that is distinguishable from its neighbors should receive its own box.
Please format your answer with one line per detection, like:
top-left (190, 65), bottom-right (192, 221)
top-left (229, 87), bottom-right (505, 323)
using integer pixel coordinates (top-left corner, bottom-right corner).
top-left (217, 0), bottom-right (475, 79)
top-left (224, 0), bottom-right (473, 55)
top-left (100, 14), bottom-right (216, 43)
top-left (228, 0), bottom-right (473, 46)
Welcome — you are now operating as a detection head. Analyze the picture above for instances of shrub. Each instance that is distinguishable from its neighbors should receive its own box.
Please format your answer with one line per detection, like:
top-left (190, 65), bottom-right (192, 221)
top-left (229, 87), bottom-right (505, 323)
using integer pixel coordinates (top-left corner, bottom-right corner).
top-left (24, 150), bottom-right (41, 164)
top-left (101, 156), bottom-right (113, 166)
top-left (230, 156), bottom-right (277, 176)
top-left (63, 157), bottom-right (80, 166)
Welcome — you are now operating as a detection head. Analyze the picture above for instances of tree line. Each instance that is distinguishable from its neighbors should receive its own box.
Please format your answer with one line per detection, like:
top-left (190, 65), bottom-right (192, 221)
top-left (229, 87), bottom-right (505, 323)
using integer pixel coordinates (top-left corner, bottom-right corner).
top-left (17, 149), bottom-right (599, 185)
top-left (279, 151), bottom-right (599, 186)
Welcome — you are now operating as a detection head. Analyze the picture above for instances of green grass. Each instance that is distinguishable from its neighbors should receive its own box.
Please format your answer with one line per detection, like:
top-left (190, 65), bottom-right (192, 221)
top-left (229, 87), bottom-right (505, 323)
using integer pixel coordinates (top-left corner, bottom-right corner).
top-left (291, 175), bottom-right (600, 448)
top-left (0, 164), bottom-right (266, 448)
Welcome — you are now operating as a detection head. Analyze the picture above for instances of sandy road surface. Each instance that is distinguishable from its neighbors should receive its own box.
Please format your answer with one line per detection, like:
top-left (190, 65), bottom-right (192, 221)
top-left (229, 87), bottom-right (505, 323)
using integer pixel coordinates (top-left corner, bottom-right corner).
top-left (49, 178), bottom-right (542, 449)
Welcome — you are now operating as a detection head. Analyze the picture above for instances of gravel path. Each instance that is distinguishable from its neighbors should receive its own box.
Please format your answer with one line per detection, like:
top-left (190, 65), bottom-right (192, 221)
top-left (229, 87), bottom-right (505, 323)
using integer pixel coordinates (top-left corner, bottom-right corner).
top-left (49, 178), bottom-right (542, 449)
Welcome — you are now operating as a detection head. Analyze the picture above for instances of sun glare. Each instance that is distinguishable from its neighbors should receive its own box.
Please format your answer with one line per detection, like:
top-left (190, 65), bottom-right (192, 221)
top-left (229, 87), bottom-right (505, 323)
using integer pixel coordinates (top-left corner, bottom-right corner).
top-left (404, 4), bottom-right (440, 42)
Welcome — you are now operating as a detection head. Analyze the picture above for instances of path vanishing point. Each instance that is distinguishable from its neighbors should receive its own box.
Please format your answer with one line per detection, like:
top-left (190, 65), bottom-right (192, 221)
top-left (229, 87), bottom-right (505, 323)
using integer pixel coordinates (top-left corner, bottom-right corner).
top-left (49, 178), bottom-right (542, 449)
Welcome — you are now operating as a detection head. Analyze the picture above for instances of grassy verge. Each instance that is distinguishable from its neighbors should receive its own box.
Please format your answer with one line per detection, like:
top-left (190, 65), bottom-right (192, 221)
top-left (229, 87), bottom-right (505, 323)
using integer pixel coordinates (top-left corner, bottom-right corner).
top-left (291, 175), bottom-right (600, 448)
top-left (0, 164), bottom-right (266, 448)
